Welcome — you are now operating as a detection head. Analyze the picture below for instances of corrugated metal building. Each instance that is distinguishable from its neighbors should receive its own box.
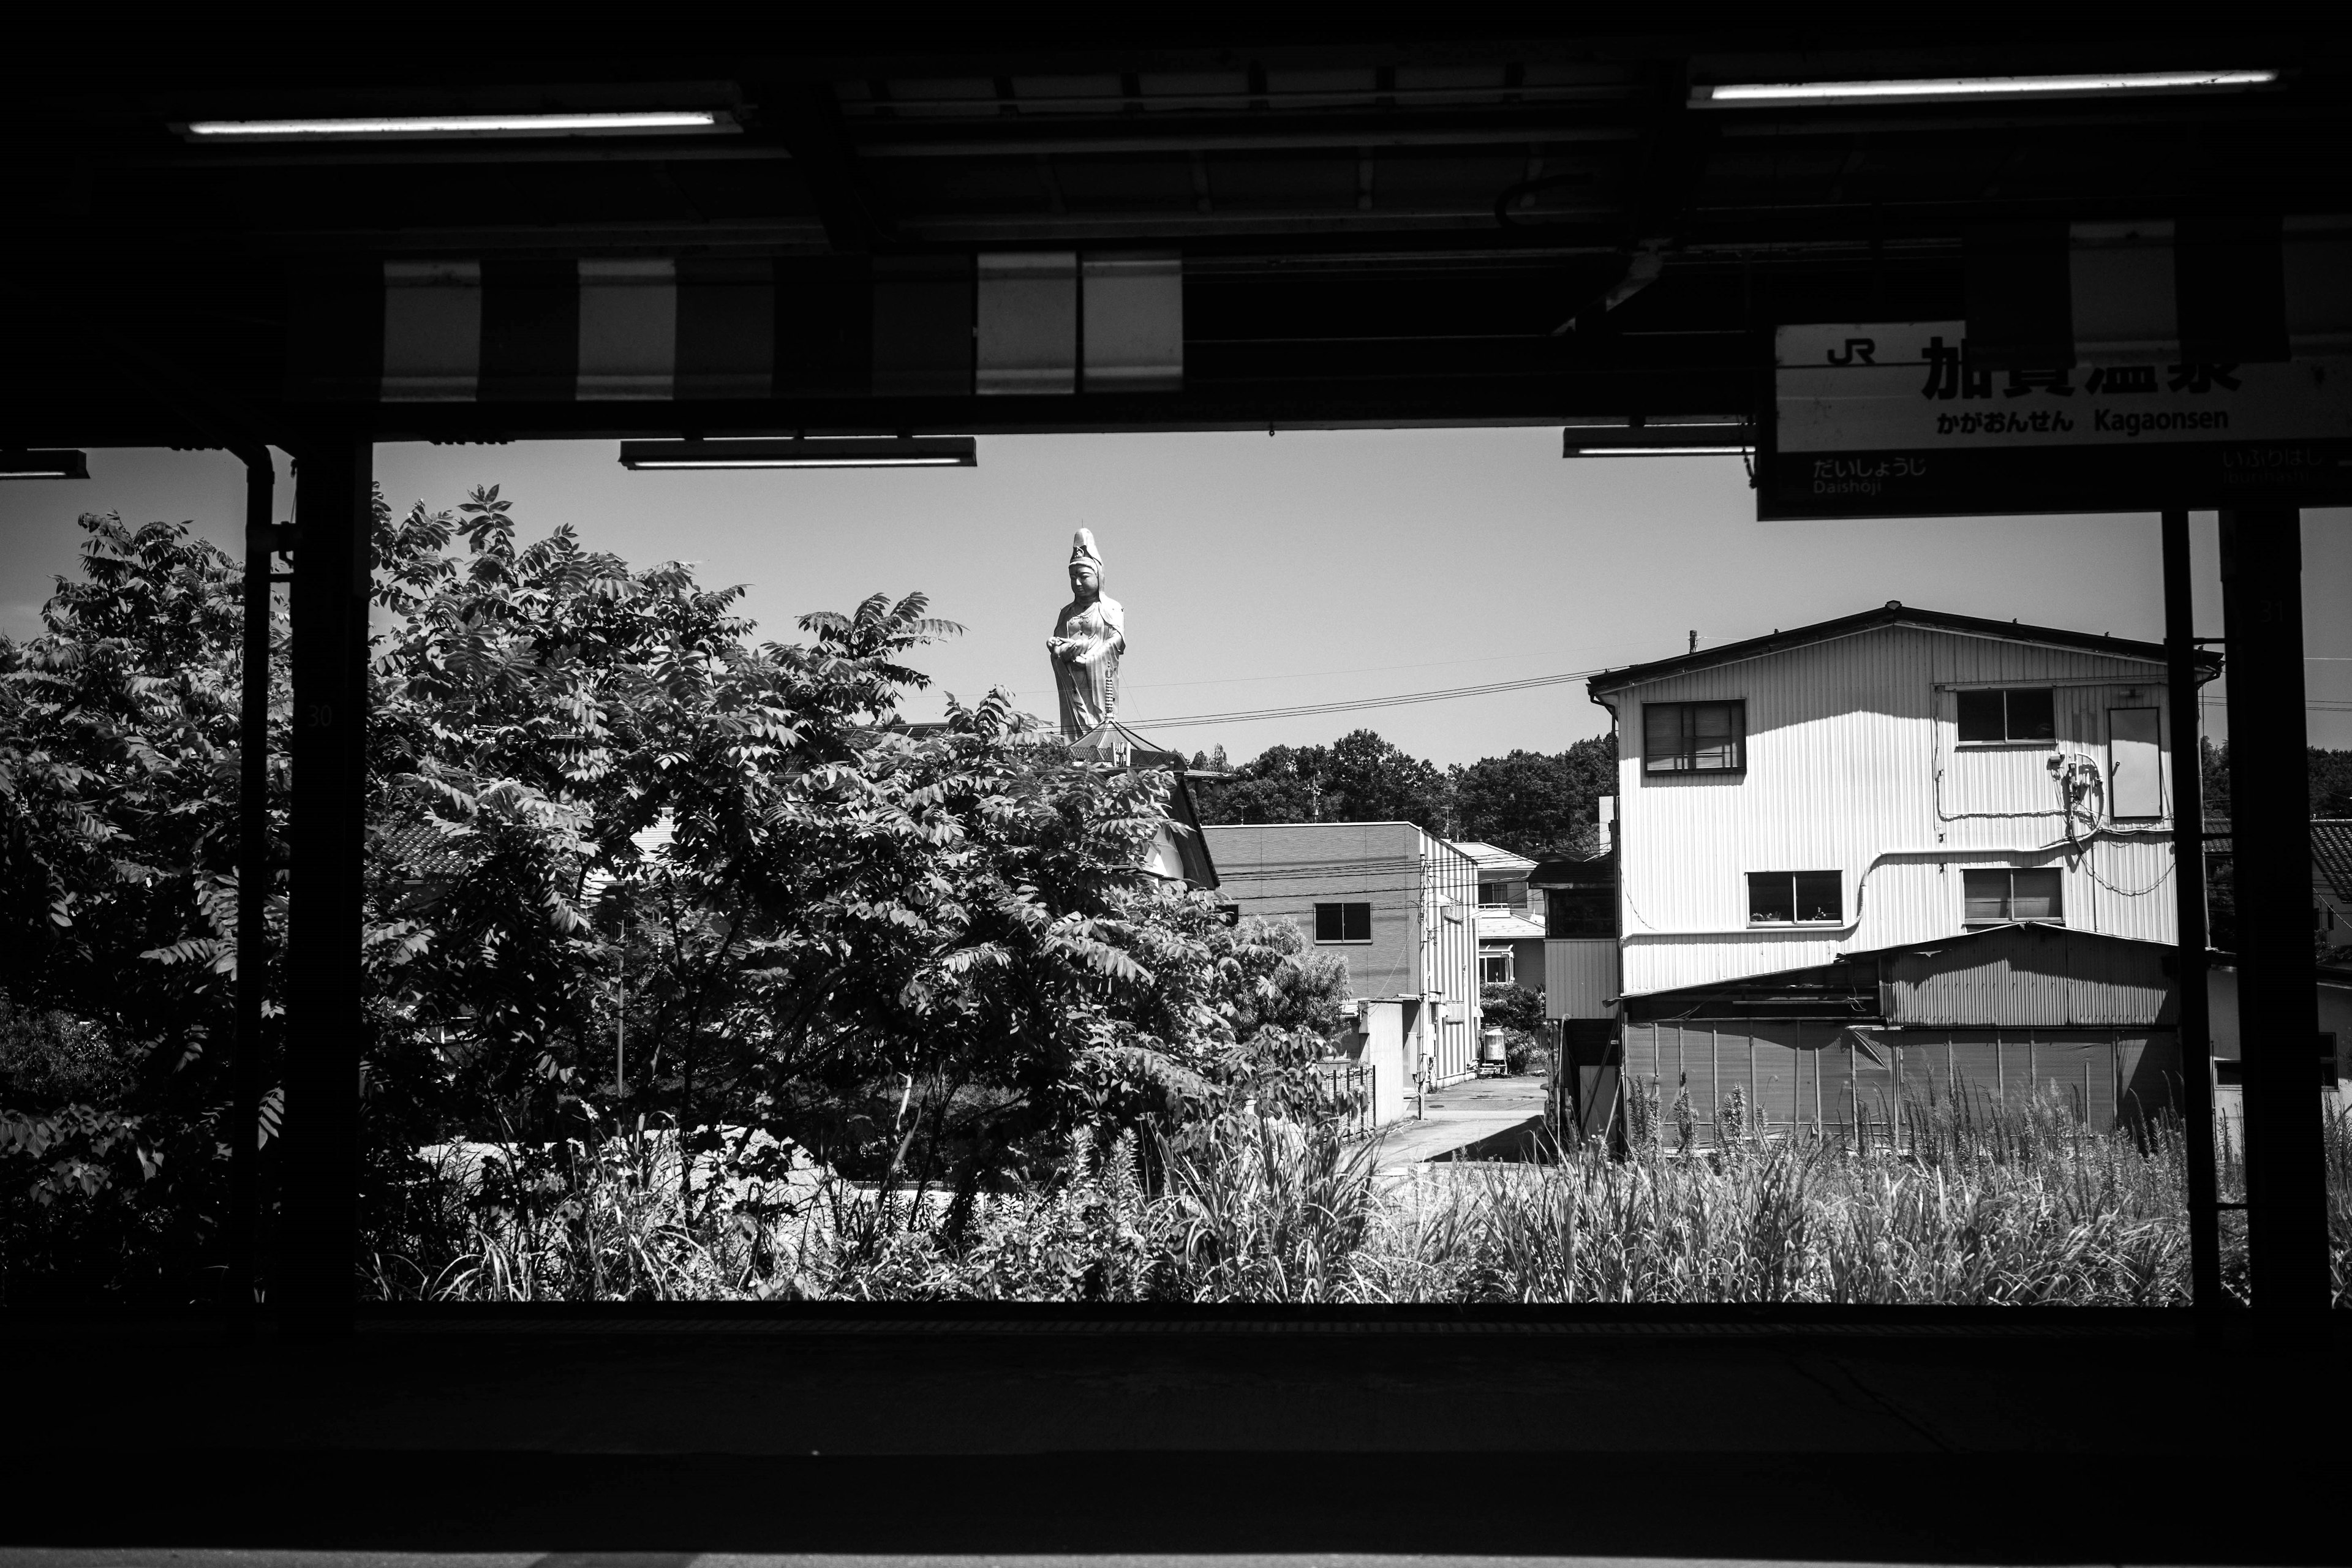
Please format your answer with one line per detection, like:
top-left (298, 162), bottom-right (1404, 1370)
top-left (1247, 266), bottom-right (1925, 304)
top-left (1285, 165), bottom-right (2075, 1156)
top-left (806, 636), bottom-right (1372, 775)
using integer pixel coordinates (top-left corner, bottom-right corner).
top-left (1583, 604), bottom-right (2211, 1000)
top-left (1618, 924), bottom-right (2181, 1141)
top-left (1205, 823), bottom-right (1483, 1087)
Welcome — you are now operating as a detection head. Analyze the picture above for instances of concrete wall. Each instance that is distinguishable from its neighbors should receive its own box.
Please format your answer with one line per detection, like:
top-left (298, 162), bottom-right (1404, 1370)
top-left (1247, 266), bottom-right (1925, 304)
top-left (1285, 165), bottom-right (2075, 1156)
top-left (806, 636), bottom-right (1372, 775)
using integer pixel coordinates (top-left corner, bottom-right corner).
top-left (1353, 998), bottom-right (1410, 1127)
top-left (1600, 623), bottom-right (2180, 997)
top-left (1205, 821), bottom-right (1483, 1087)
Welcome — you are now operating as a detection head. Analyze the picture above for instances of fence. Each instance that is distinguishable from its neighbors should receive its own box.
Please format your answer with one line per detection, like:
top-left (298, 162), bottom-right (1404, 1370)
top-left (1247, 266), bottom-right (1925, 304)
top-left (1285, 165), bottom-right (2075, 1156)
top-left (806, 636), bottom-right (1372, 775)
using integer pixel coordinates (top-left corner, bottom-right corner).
top-left (1311, 1062), bottom-right (1375, 1141)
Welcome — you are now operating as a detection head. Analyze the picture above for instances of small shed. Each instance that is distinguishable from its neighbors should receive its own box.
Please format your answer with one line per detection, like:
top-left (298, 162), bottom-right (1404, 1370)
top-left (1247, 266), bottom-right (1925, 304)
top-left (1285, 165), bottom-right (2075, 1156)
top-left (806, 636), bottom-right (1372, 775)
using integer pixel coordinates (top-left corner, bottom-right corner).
top-left (1620, 924), bottom-right (2180, 1142)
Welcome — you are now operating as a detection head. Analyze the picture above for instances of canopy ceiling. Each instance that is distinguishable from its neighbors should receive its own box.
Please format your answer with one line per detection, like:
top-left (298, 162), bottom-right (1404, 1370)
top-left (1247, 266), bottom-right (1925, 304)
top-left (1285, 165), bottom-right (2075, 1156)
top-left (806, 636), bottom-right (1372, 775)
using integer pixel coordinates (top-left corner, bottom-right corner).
top-left (5, 20), bottom-right (2343, 448)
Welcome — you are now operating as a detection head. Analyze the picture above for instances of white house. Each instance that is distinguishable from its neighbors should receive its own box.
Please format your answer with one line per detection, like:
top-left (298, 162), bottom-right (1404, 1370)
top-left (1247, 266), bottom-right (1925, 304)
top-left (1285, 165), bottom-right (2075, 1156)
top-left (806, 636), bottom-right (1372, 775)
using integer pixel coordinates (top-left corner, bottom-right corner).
top-left (1585, 602), bottom-right (2203, 999)
top-left (1544, 603), bottom-right (2216, 1144)
top-left (1454, 840), bottom-right (1545, 990)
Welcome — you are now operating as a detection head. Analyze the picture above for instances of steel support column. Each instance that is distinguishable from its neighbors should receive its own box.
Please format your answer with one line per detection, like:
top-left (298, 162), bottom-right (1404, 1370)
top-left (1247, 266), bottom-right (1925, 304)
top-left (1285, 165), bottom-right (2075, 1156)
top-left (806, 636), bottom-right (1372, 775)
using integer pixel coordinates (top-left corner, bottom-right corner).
top-left (227, 450), bottom-right (276, 1324)
top-left (2217, 508), bottom-right (2329, 1317)
top-left (275, 437), bottom-right (371, 1333)
top-left (2161, 509), bottom-right (2222, 1314)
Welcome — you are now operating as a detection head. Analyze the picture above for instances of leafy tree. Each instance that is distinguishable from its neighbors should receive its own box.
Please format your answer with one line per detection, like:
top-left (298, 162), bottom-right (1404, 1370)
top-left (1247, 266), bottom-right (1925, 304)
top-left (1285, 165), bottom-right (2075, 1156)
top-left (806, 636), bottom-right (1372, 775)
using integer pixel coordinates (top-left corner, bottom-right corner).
top-left (2196, 740), bottom-right (2352, 823)
top-left (1449, 735), bottom-right (1618, 855)
top-left (1479, 982), bottom-right (1545, 1035)
top-left (2312, 748), bottom-right (2352, 818)
top-left (2, 490), bottom-right (1360, 1300)
top-left (0, 514), bottom-right (284, 1302)
top-left (1194, 729), bottom-right (1449, 831)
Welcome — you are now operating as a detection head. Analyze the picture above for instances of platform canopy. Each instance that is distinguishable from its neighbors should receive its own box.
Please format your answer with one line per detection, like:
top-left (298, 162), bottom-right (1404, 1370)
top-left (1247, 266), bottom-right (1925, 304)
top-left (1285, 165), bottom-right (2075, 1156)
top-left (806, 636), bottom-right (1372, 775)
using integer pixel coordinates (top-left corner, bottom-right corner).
top-left (5, 19), bottom-right (2345, 449)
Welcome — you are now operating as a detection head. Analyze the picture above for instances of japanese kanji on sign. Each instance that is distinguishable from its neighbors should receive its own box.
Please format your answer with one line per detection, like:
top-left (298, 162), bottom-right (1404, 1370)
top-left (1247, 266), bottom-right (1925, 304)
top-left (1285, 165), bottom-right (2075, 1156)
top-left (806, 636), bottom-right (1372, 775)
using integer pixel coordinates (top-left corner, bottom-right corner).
top-left (1760, 321), bottom-right (2352, 519)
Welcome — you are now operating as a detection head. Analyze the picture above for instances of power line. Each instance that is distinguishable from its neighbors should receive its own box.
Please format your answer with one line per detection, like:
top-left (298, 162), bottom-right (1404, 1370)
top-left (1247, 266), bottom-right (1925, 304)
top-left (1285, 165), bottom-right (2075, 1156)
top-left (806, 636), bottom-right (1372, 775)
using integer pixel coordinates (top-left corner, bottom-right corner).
top-left (1130, 666), bottom-right (1608, 730)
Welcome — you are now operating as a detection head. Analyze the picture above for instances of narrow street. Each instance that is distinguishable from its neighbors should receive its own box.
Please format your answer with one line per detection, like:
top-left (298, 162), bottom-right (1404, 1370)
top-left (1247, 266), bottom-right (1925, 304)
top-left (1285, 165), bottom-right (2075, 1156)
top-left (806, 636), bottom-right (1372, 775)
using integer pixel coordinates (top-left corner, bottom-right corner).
top-left (1371, 1072), bottom-right (1551, 1177)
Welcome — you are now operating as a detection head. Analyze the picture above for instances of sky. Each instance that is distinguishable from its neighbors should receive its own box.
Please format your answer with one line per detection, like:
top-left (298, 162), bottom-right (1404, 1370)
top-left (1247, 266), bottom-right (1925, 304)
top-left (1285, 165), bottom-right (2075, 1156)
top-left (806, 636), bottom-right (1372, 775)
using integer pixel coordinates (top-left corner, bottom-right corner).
top-left (2, 431), bottom-right (2346, 763)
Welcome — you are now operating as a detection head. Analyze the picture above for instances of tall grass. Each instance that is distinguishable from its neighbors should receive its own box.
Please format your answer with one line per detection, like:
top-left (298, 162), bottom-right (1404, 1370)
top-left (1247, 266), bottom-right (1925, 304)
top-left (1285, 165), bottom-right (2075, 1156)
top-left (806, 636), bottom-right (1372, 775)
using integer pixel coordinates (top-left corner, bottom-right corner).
top-left (369, 1090), bottom-right (2352, 1307)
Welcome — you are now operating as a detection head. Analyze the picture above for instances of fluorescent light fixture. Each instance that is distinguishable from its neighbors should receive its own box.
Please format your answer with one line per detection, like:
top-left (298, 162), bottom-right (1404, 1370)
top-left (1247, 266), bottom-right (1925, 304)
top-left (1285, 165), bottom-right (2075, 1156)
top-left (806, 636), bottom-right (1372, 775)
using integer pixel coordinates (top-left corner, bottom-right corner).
top-left (618, 437), bottom-right (978, 470)
top-left (177, 110), bottom-right (734, 143)
top-left (0, 448), bottom-right (89, 480)
top-left (1563, 418), bottom-right (1749, 458)
top-left (1575, 445), bottom-right (1751, 458)
top-left (1694, 70), bottom-right (2275, 108)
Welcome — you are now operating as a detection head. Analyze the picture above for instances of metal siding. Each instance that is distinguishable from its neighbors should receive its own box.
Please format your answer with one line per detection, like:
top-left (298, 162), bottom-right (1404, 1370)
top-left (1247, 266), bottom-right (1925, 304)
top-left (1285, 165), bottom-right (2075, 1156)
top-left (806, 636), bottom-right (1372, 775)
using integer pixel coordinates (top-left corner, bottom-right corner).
top-left (1881, 927), bottom-right (2173, 1027)
top-left (1543, 940), bottom-right (1620, 1019)
top-left (1424, 831), bottom-right (1483, 1085)
top-left (1613, 624), bottom-right (2177, 998)
top-left (2117, 1032), bottom-right (2182, 1123)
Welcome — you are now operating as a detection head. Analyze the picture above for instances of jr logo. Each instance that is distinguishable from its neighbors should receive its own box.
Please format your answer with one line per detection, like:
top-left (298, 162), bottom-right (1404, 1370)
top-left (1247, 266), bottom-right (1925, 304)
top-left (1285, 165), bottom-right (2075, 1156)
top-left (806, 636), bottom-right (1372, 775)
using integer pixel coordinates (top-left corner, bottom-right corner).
top-left (1826, 337), bottom-right (1877, 366)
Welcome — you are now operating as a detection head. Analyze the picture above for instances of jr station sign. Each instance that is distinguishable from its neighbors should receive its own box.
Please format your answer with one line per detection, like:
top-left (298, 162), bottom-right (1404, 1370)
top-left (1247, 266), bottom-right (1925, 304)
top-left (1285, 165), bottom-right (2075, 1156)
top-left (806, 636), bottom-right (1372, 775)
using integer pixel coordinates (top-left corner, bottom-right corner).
top-left (1762, 321), bottom-right (2352, 518)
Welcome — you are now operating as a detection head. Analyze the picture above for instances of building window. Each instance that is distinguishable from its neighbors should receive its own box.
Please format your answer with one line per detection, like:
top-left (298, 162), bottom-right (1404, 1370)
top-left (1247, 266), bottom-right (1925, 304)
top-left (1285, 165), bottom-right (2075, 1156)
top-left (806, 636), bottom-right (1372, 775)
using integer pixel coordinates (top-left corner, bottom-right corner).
top-left (1545, 884), bottom-right (1614, 938)
top-left (1956, 687), bottom-right (2056, 744)
top-left (1313, 902), bottom-right (1373, 943)
top-left (1643, 700), bottom-right (1745, 774)
top-left (1748, 871), bottom-right (1843, 924)
top-left (1963, 867), bottom-right (2064, 924)
top-left (1478, 878), bottom-right (1523, 908)
top-left (1480, 948), bottom-right (1514, 986)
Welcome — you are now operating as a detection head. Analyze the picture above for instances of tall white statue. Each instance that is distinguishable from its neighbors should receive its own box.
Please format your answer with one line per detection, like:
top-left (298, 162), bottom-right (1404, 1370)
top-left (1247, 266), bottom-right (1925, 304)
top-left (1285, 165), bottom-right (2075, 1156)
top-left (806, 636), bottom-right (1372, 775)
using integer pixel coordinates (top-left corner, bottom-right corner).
top-left (1047, 528), bottom-right (1125, 740)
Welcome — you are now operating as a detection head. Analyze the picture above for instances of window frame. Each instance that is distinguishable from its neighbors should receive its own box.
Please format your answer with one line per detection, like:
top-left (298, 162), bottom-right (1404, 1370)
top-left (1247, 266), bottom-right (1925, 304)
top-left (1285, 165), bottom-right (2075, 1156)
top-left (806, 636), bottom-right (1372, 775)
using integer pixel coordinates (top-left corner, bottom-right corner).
top-left (1642, 699), bottom-right (1747, 776)
top-left (1954, 686), bottom-right (2059, 747)
top-left (1746, 870), bottom-right (1845, 927)
top-left (1312, 900), bottom-right (1373, 944)
top-left (1544, 883), bottom-right (1615, 938)
top-left (1961, 867), bottom-right (2066, 926)
top-left (1479, 947), bottom-right (1515, 986)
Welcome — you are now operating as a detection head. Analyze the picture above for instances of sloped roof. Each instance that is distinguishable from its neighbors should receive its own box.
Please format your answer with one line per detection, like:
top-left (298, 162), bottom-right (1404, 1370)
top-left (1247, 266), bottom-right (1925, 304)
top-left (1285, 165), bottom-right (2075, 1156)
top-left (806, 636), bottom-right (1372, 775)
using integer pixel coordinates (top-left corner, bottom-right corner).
top-left (1587, 603), bottom-right (2218, 698)
top-left (1477, 911), bottom-right (1547, 941)
top-left (1529, 848), bottom-right (1615, 888)
top-left (1069, 717), bottom-right (1188, 770)
top-left (2314, 820), bottom-right (2352, 907)
top-left (1452, 840), bottom-right (1539, 876)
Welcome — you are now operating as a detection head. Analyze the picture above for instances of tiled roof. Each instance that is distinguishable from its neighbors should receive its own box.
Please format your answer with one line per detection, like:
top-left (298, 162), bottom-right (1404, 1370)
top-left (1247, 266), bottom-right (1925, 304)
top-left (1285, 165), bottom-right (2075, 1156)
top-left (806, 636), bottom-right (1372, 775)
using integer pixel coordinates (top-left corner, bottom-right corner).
top-left (2313, 820), bottom-right (2352, 907)
top-left (2198, 821), bottom-right (2352, 902)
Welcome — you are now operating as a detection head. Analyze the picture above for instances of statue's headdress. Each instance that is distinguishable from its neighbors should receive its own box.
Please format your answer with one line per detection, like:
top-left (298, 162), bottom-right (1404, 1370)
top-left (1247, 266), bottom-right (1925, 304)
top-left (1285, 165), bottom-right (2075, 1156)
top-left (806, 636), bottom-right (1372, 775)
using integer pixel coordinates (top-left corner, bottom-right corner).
top-left (1069, 528), bottom-right (1104, 570)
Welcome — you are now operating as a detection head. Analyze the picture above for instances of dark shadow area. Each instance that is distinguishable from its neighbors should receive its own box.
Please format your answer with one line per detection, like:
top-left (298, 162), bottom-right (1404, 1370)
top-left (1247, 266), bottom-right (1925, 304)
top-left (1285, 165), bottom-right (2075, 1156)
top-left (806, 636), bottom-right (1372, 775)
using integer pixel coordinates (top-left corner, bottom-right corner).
top-left (3, 1446), bottom-right (2337, 1561)
top-left (1436, 1114), bottom-right (1552, 1163)
top-left (5, 1314), bottom-right (2340, 1563)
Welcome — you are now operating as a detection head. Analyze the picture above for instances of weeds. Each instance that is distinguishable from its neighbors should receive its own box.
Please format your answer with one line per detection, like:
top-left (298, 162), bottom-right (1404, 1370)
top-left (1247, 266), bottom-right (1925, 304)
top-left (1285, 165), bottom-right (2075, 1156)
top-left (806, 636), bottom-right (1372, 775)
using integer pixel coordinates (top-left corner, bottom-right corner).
top-left (367, 1091), bottom-right (2352, 1306)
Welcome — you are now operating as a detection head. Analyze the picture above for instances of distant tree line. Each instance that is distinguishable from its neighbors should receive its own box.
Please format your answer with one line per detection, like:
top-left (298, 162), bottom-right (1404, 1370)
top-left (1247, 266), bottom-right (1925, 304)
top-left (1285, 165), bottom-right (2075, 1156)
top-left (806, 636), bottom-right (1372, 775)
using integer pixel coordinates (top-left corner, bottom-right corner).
top-left (1187, 730), bottom-right (1618, 858)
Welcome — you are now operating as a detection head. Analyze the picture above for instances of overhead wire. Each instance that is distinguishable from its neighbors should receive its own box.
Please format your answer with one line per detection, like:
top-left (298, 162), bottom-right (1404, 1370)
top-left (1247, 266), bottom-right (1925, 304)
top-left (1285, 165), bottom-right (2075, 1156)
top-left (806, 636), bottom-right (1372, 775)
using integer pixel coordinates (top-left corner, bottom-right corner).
top-left (1128, 666), bottom-right (1610, 729)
